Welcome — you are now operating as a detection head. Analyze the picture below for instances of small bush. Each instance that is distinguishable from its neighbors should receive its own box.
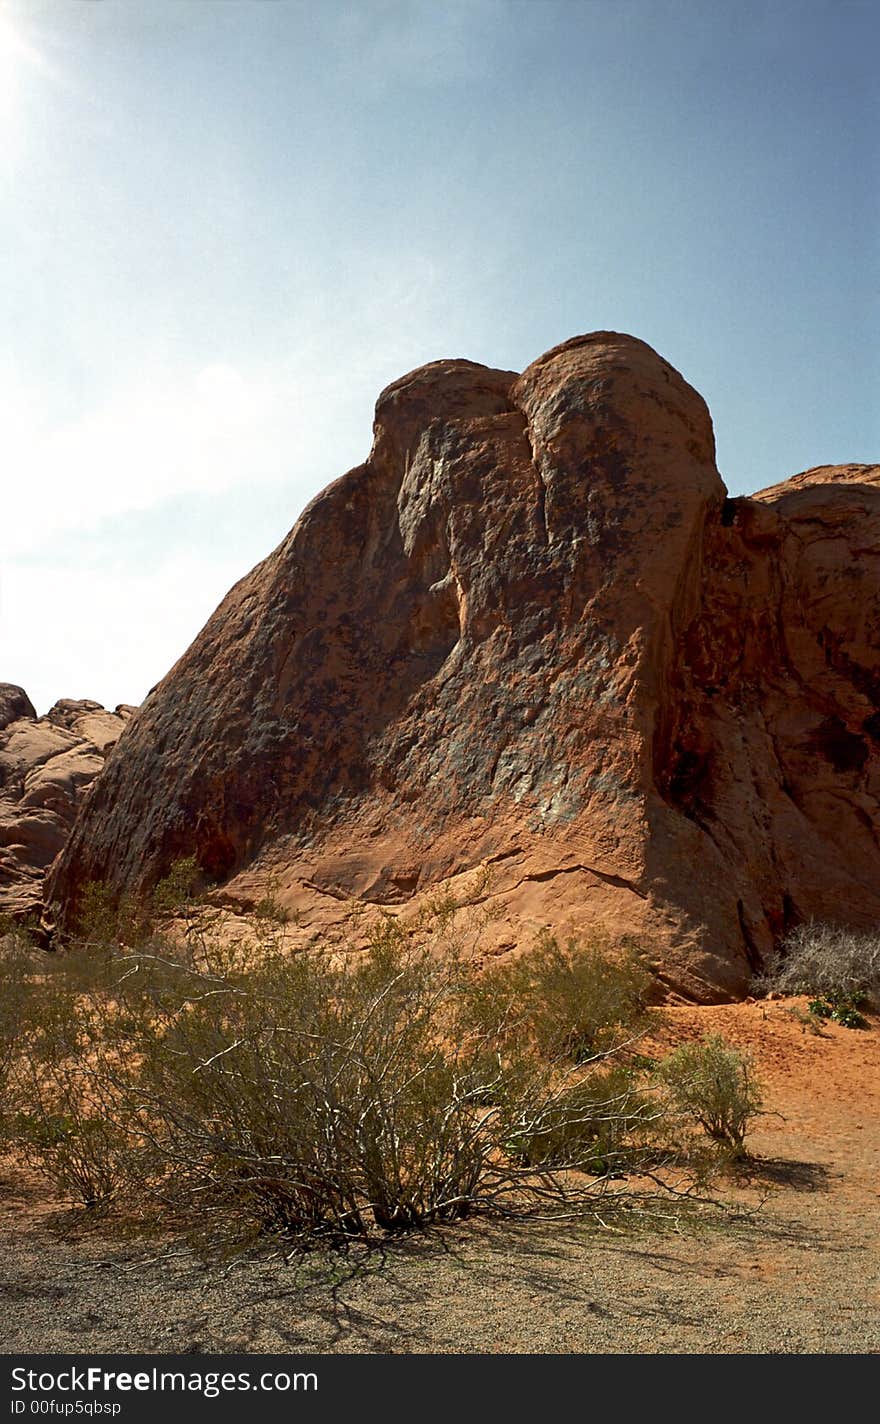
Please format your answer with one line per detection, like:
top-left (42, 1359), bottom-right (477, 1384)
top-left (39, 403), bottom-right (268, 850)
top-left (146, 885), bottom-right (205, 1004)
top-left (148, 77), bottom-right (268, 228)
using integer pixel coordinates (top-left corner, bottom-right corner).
top-left (656, 1033), bottom-right (763, 1158)
top-left (15, 1110), bottom-right (123, 1209)
top-left (151, 856), bottom-right (202, 918)
top-left (73, 881), bottom-right (152, 949)
top-left (250, 875), bottom-right (290, 927)
top-left (755, 922), bottom-right (880, 1013)
top-left (69, 857), bottom-right (207, 951)
top-left (461, 930), bottom-right (650, 1062)
top-left (5, 945), bottom-right (142, 1206)
top-left (806, 995), bottom-right (868, 1030)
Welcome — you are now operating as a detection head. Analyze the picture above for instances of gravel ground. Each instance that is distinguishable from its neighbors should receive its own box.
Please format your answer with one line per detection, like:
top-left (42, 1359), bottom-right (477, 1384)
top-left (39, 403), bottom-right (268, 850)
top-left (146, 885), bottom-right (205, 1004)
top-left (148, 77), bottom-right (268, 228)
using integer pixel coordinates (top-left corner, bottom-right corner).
top-left (1, 1001), bottom-right (877, 1356)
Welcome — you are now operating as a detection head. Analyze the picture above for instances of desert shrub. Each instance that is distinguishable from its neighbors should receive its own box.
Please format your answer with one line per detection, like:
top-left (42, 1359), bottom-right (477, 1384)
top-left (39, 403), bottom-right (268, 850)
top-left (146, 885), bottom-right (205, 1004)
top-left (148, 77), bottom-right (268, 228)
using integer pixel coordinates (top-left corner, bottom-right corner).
top-left (806, 995), bottom-right (867, 1030)
top-left (502, 1064), bottom-right (657, 1173)
top-left (68, 857), bottom-right (208, 952)
top-left (755, 922), bottom-right (880, 1017)
top-left (151, 855), bottom-right (202, 918)
top-left (461, 930), bottom-right (650, 1062)
top-left (655, 1033), bottom-right (763, 1158)
top-left (126, 931), bottom-right (507, 1241)
top-left (6, 945), bottom-right (144, 1205)
top-left (73, 880), bottom-right (152, 949)
top-left (4, 896), bottom-right (713, 1252)
top-left (0, 933), bottom-right (37, 1135)
top-left (15, 1110), bottom-right (125, 1208)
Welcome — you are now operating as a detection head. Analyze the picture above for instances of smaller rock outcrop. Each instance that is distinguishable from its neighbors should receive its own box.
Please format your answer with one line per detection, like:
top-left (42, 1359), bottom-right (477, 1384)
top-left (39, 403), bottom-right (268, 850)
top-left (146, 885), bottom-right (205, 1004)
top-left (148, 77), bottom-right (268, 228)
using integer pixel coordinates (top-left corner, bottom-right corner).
top-left (0, 687), bottom-right (134, 920)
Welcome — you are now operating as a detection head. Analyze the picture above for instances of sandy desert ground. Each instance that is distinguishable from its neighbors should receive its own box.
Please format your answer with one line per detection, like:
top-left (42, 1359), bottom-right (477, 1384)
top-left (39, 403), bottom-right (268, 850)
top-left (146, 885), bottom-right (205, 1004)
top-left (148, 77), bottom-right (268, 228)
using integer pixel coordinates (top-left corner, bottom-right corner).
top-left (0, 996), bottom-right (877, 1356)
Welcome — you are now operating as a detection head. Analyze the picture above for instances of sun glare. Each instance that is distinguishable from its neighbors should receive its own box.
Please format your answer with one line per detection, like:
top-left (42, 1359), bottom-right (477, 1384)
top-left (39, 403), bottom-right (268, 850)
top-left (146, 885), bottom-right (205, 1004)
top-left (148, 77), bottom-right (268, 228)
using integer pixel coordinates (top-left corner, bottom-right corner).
top-left (0, 8), bottom-right (49, 162)
top-left (0, 7), bottom-right (49, 129)
top-left (0, 9), bottom-right (40, 69)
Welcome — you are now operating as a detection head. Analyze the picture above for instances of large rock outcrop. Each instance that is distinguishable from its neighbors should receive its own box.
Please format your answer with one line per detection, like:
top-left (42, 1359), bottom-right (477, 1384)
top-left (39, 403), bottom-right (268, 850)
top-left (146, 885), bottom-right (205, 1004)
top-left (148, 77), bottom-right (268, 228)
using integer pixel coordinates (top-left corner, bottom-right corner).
top-left (0, 692), bottom-right (134, 919)
top-left (45, 335), bottom-right (880, 999)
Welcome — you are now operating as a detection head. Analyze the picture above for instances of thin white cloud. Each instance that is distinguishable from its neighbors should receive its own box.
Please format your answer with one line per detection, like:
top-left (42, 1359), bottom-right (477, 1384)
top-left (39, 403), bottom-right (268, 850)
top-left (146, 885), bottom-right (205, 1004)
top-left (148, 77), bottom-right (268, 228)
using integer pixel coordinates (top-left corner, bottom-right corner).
top-left (2, 245), bottom-right (483, 561)
top-left (2, 362), bottom-right (300, 558)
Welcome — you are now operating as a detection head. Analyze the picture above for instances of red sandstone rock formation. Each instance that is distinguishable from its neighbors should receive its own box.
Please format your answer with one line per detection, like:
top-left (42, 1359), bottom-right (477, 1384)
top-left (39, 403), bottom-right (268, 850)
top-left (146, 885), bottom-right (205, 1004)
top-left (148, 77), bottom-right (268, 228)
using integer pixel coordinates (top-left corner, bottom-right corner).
top-left (0, 691), bottom-right (133, 919)
top-left (44, 335), bottom-right (880, 1000)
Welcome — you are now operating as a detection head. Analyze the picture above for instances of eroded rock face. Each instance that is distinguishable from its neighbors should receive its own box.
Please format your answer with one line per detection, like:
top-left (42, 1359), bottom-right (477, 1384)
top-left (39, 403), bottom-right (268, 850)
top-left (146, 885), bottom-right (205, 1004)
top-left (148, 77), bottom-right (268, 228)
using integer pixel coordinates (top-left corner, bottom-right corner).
top-left (45, 335), bottom-right (880, 999)
top-left (0, 690), bottom-right (133, 919)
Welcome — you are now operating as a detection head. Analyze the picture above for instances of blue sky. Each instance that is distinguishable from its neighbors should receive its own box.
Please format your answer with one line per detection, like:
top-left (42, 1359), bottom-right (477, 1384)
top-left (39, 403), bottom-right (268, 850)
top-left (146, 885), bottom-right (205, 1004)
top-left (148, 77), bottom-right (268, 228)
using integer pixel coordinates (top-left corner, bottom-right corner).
top-left (1, 0), bottom-right (877, 713)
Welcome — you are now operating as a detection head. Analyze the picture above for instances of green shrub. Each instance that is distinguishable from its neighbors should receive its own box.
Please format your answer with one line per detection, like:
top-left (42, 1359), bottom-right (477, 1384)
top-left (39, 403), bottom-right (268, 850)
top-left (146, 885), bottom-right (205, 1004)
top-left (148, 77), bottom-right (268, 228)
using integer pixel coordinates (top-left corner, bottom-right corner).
top-left (502, 1065), bottom-right (656, 1173)
top-left (151, 855), bottom-right (202, 918)
top-left (68, 857), bottom-right (207, 951)
top-left (6, 945), bottom-right (142, 1206)
top-left (0, 933), bottom-right (36, 1137)
top-left (15, 1110), bottom-right (123, 1209)
top-left (807, 995), bottom-right (868, 1030)
top-left (129, 932), bottom-right (504, 1241)
top-left (73, 880), bottom-right (152, 949)
top-left (655, 1033), bottom-right (763, 1158)
top-left (461, 930), bottom-right (650, 1063)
